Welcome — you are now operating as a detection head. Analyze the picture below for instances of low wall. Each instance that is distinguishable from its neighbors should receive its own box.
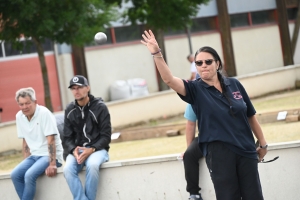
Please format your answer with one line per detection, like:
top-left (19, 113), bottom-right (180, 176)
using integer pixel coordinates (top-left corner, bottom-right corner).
top-left (0, 141), bottom-right (299, 200)
top-left (0, 65), bottom-right (300, 153)
top-left (238, 64), bottom-right (300, 98)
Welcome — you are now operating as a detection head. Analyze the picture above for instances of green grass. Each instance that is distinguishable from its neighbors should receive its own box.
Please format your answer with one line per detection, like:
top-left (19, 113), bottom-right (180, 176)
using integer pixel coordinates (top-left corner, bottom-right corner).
top-left (252, 90), bottom-right (300, 113)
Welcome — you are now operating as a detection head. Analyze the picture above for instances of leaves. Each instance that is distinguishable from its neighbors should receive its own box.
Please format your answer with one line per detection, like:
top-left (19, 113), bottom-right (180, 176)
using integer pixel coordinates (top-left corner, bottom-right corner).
top-left (124, 0), bottom-right (210, 31)
top-left (0, 0), bottom-right (119, 46)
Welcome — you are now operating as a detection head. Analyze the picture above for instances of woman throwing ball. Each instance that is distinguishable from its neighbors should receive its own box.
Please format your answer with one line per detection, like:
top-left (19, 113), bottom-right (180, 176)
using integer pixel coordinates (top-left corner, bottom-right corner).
top-left (141, 30), bottom-right (267, 200)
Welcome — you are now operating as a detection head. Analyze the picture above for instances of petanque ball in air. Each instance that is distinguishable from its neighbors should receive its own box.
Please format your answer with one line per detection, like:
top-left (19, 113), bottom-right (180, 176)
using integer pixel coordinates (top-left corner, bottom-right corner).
top-left (94, 32), bottom-right (107, 44)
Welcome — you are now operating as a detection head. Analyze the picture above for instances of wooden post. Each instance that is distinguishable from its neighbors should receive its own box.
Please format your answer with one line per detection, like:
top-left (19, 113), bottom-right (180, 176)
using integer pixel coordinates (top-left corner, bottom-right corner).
top-left (216, 0), bottom-right (236, 77)
top-left (291, 0), bottom-right (300, 56)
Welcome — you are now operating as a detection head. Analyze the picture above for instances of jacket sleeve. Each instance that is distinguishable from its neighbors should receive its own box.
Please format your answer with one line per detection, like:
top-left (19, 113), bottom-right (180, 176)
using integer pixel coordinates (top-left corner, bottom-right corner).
top-left (63, 108), bottom-right (76, 154)
top-left (92, 103), bottom-right (111, 150)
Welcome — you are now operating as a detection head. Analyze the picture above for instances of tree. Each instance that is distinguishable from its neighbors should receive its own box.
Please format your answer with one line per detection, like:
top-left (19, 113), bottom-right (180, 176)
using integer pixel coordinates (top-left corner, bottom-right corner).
top-left (109, 0), bottom-right (210, 90)
top-left (0, 0), bottom-right (118, 111)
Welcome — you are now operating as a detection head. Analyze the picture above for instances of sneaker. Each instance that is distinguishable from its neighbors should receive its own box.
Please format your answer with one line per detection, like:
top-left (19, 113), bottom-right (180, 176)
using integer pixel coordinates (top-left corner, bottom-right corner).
top-left (188, 193), bottom-right (203, 200)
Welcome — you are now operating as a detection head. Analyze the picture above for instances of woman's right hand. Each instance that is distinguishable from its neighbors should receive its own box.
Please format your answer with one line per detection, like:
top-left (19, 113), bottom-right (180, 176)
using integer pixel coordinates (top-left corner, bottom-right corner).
top-left (141, 30), bottom-right (160, 54)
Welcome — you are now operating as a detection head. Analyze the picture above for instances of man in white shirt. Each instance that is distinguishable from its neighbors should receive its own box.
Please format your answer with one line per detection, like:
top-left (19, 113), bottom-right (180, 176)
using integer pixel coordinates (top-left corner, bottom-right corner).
top-left (11, 87), bottom-right (63, 200)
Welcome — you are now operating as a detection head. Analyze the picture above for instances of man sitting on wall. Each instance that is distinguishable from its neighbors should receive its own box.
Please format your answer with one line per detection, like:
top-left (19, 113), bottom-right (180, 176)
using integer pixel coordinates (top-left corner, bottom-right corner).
top-left (11, 87), bottom-right (63, 200)
top-left (62, 75), bottom-right (112, 200)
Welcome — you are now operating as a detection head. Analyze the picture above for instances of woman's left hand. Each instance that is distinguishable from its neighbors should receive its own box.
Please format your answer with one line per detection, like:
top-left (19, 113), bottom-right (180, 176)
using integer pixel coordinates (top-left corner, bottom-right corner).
top-left (256, 147), bottom-right (268, 162)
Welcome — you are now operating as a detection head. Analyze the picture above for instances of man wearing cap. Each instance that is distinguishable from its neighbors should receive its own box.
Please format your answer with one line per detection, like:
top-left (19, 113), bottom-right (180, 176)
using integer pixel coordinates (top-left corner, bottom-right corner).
top-left (62, 75), bottom-right (111, 200)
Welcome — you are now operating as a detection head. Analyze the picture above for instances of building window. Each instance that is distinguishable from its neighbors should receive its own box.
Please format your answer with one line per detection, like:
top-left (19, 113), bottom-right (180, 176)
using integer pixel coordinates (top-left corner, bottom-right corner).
top-left (251, 10), bottom-right (275, 25)
top-left (287, 7), bottom-right (298, 20)
top-left (164, 28), bottom-right (185, 36)
top-left (2, 38), bottom-right (53, 57)
top-left (191, 17), bottom-right (217, 32)
top-left (230, 13), bottom-right (249, 28)
top-left (114, 24), bottom-right (144, 43)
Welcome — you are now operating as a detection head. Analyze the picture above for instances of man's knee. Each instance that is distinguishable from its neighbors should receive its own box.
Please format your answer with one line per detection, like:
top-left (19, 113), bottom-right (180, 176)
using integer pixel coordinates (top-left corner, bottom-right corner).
top-left (10, 169), bottom-right (19, 181)
top-left (24, 172), bottom-right (37, 184)
top-left (86, 163), bottom-right (100, 173)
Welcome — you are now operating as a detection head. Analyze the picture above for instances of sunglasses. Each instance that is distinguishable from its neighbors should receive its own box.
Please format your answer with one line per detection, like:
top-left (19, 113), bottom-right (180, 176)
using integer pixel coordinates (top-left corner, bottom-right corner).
top-left (255, 141), bottom-right (279, 163)
top-left (195, 59), bottom-right (215, 67)
top-left (259, 156), bottom-right (279, 163)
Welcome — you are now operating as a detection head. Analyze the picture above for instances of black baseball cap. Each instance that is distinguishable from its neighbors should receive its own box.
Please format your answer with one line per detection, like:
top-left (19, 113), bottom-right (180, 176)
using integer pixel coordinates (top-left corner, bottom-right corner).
top-left (68, 75), bottom-right (89, 88)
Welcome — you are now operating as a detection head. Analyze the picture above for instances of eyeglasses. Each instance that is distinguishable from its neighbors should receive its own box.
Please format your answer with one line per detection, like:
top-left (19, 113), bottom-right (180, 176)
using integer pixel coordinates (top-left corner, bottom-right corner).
top-left (255, 140), bottom-right (279, 164)
top-left (259, 156), bottom-right (279, 163)
top-left (195, 59), bottom-right (215, 67)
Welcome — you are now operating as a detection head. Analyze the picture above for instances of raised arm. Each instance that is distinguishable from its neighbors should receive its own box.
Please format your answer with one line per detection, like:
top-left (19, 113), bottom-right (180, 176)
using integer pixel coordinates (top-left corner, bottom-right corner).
top-left (45, 135), bottom-right (57, 177)
top-left (141, 30), bottom-right (186, 96)
top-left (22, 139), bottom-right (31, 159)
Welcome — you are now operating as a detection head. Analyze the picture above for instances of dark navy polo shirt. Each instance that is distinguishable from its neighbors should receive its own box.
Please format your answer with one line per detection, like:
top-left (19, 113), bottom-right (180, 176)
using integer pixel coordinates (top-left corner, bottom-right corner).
top-left (178, 77), bottom-right (257, 159)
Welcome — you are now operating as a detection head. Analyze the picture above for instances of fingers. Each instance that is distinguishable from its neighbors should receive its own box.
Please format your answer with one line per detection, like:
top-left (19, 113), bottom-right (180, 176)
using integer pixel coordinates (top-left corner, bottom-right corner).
top-left (144, 30), bottom-right (152, 38)
top-left (45, 167), bottom-right (57, 177)
top-left (257, 148), bottom-right (267, 162)
top-left (141, 40), bottom-right (147, 45)
top-left (141, 29), bottom-right (154, 42)
top-left (77, 152), bottom-right (87, 164)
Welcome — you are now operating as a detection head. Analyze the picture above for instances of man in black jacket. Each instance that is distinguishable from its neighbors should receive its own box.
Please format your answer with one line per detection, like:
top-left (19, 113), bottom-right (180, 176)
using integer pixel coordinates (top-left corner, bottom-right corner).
top-left (62, 75), bottom-right (111, 200)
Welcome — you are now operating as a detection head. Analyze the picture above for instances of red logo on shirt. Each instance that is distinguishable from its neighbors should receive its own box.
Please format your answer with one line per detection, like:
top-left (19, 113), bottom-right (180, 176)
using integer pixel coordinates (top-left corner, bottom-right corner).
top-left (232, 91), bottom-right (242, 99)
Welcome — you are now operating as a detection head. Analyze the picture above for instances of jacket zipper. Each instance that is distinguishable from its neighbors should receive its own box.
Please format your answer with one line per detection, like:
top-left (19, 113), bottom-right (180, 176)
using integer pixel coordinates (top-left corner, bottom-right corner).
top-left (78, 104), bottom-right (91, 144)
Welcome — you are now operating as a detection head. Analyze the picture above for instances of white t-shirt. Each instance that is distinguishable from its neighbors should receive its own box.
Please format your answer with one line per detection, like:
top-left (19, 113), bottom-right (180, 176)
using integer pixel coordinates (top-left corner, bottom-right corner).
top-left (16, 105), bottom-right (63, 164)
top-left (190, 62), bottom-right (197, 73)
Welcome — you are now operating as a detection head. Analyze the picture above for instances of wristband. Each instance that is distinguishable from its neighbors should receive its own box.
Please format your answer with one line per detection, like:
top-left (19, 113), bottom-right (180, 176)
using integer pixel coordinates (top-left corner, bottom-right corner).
top-left (260, 144), bottom-right (268, 149)
top-left (151, 48), bottom-right (161, 55)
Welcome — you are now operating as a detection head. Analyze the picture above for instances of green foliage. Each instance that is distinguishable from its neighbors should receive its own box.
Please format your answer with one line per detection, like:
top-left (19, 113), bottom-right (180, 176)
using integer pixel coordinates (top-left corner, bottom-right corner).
top-left (0, 0), bottom-right (119, 46)
top-left (122, 0), bottom-right (211, 31)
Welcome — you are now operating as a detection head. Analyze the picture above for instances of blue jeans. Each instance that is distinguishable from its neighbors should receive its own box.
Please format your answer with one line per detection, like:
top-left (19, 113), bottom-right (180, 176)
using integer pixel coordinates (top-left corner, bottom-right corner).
top-left (63, 149), bottom-right (109, 200)
top-left (10, 155), bottom-right (62, 200)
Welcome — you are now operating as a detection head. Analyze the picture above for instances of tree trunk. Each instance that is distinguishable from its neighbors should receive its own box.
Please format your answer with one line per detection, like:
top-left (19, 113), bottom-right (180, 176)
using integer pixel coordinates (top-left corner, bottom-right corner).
top-left (152, 29), bottom-right (169, 91)
top-left (216, 0), bottom-right (237, 76)
top-left (71, 45), bottom-right (88, 79)
top-left (32, 37), bottom-right (53, 112)
top-left (291, 0), bottom-right (300, 56)
top-left (276, 0), bottom-right (294, 65)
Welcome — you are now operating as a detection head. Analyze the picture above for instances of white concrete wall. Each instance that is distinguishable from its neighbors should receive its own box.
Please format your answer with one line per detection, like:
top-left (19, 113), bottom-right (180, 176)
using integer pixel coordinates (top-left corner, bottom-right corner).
top-left (85, 43), bottom-right (159, 102)
top-left (1, 141), bottom-right (299, 200)
top-left (232, 25), bottom-right (284, 75)
top-left (54, 48), bottom-right (76, 110)
top-left (238, 64), bottom-right (300, 98)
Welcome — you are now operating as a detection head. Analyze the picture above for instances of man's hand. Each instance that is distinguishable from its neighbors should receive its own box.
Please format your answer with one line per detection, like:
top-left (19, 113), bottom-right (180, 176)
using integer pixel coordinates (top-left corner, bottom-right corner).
top-left (45, 164), bottom-right (57, 177)
top-left (73, 146), bottom-right (80, 159)
top-left (76, 147), bottom-right (94, 164)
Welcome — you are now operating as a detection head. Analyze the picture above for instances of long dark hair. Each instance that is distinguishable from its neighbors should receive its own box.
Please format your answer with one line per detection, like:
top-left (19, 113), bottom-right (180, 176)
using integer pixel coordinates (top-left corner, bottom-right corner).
top-left (195, 46), bottom-right (234, 116)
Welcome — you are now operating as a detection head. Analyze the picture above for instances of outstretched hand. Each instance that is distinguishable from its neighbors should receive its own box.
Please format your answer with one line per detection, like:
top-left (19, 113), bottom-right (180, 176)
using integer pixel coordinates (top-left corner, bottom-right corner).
top-left (141, 30), bottom-right (160, 54)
